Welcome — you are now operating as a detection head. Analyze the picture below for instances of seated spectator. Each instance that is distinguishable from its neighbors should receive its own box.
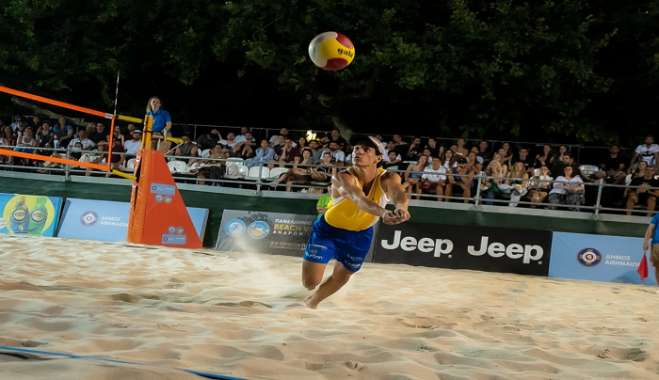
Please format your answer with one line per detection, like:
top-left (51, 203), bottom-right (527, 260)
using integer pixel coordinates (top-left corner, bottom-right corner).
top-left (174, 134), bottom-right (199, 161)
top-left (507, 161), bottom-right (530, 207)
top-left (551, 151), bottom-right (575, 178)
top-left (276, 136), bottom-right (301, 164)
top-left (307, 150), bottom-right (334, 186)
top-left (477, 140), bottom-right (490, 164)
top-left (626, 166), bottom-right (659, 216)
top-left (390, 134), bottom-right (408, 157)
top-left (323, 141), bottom-right (344, 166)
top-left (526, 166), bottom-right (553, 206)
top-left (598, 144), bottom-right (627, 183)
top-left (447, 161), bottom-right (474, 203)
top-left (197, 129), bottom-right (220, 151)
top-left (328, 127), bottom-right (347, 149)
top-left (499, 142), bottom-right (514, 167)
top-left (35, 122), bottom-right (54, 151)
top-left (246, 139), bottom-right (276, 168)
top-left (66, 128), bottom-right (95, 160)
top-left (193, 144), bottom-right (230, 185)
top-left (404, 154), bottom-right (430, 197)
top-left (405, 137), bottom-right (423, 161)
top-left (482, 152), bottom-right (508, 205)
top-left (424, 137), bottom-right (440, 158)
top-left (442, 149), bottom-right (457, 170)
top-left (534, 144), bottom-right (553, 168)
top-left (269, 128), bottom-right (289, 149)
top-left (308, 139), bottom-right (323, 163)
top-left (89, 123), bottom-right (108, 144)
top-left (218, 132), bottom-right (242, 155)
top-left (632, 135), bottom-right (659, 169)
top-left (466, 149), bottom-right (483, 173)
top-left (0, 125), bottom-right (15, 164)
top-left (454, 137), bottom-right (469, 158)
top-left (383, 151), bottom-right (403, 171)
top-left (515, 148), bottom-right (533, 172)
top-left (420, 157), bottom-right (448, 200)
top-left (123, 129), bottom-right (142, 158)
top-left (276, 149), bottom-right (315, 191)
top-left (548, 166), bottom-right (585, 210)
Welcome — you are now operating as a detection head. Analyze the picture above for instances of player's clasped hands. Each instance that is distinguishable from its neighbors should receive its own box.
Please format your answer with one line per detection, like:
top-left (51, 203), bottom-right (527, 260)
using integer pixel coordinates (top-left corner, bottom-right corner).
top-left (383, 208), bottom-right (410, 225)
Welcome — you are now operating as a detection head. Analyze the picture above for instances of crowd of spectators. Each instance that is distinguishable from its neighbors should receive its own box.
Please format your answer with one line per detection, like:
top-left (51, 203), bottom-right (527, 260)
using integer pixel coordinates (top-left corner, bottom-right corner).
top-left (1, 113), bottom-right (657, 215)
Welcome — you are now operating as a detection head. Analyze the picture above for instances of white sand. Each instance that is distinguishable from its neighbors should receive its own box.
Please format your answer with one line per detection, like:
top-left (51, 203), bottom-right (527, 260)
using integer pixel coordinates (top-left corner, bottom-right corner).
top-left (0, 235), bottom-right (658, 380)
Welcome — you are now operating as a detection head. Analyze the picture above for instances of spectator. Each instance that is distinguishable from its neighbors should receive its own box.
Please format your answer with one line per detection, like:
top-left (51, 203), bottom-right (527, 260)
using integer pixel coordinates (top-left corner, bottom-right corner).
top-left (632, 135), bottom-right (659, 169)
top-left (527, 166), bottom-right (553, 206)
top-left (447, 161), bottom-right (474, 203)
top-left (551, 151), bottom-right (575, 178)
top-left (534, 144), bottom-right (553, 168)
top-left (548, 166), bottom-right (585, 210)
top-left (442, 149), bottom-right (457, 170)
top-left (328, 127), bottom-right (347, 149)
top-left (516, 148), bottom-right (533, 172)
top-left (508, 161), bottom-right (530, 207)
top-left (174, 134), bottom-right (199, 160)
top-left (276, 136), bottom-right (301, 164)
top-left (477, 140), bottom-right (490, 163)
top-left (297, 136), bottom-right (308, 150)
top-left (269, 128), bottom-right (289, 149)
top-left (89, 123), bottom-right (108, 144)
top-left (323, 141), bottom-right (345, 166)
top-left (234, 127), bottom-right (250, 144)
top-left (194, 144), bottom-right (229, 185)
top-left (123, 129), bottom-right (142, 158)
top-left (383, 151), bottom-right (403, 171)
top-left (218, 132), bottom-right (242, 155)
top-left (405, 137), bottom-right (423, 161)
top-left (307, 150), bottom-right (334, 186)
top-left (15, 126), bottom-right (37, 164)
top-left (277, 149), bottom-right (315, 191)
top-left (307, 139), bottom-right (323, 163)
top-left (404, 154), bottom-right (430, 197)
top-left (245, 139), bottom-right (275, 168)
top-left (420, 157), bottom-right (448, 200)
top-left (390, 134), bottom-right (408, 157)
top-left (626, 166), bottom-right (658, 216)
top-left (599, 145), bottom-right (627, 182)
top-left (454, 137), bottom-right (469, 158)
top-left (35, 122), bottom-right (54, 151)
top-left (424, 137), bottom-right (440, 158)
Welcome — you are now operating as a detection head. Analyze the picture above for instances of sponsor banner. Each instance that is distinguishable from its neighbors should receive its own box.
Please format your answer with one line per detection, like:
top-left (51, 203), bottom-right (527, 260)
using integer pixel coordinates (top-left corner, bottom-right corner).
top-left (57, 198), bottom-right (208, 242)
top-left (216, 210), bottom-right (316, 256)
top-left (373, 222), bottom-right (552, 276)
top-left (0, 193), bottom-right (63, 237)
top-left (549, 232), bottom-right (656, 285)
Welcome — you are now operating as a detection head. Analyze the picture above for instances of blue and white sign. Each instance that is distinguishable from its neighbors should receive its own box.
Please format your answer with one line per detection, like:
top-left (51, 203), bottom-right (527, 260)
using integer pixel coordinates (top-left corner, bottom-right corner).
top-left (549, 232), bottom-right (656, 285)
top-left (57, 198), bottom-right (208, 242)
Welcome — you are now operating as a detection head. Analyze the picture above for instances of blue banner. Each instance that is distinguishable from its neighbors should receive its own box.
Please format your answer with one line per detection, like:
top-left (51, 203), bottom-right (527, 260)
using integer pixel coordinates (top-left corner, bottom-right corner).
top-left (0, 193), bottom-right (63, 237)
top-left (549, 232), bottom-right (656, 285)
top-left (57, 198), bottom-right (208, 242)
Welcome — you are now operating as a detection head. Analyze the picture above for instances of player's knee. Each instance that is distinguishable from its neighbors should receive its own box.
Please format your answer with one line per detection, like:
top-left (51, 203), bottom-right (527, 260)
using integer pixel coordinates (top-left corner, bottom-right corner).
top-left (303, 276), bottom-right (321, 290)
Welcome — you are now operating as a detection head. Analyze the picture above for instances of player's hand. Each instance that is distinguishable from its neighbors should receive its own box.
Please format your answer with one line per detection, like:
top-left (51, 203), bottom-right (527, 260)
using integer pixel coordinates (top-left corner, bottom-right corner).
top-left (382, 210), bottom-right (400, 225)
top-left (394, 208), bottom-right (410, 223)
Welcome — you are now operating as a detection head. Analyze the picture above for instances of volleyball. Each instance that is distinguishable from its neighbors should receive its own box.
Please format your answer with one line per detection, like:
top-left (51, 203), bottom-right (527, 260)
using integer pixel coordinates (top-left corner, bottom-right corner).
top-left (308, 32), bottom-right (355, 71)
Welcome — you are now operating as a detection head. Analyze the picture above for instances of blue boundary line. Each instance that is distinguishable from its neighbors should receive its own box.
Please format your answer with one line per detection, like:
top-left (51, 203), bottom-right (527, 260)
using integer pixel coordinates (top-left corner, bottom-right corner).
top-left (0, 345), bottom-right (246, 380)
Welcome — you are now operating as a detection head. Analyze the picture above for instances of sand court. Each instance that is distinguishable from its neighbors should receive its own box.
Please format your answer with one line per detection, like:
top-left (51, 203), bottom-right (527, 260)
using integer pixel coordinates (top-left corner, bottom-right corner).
top-left (1, 234), bottom-right (658, 379)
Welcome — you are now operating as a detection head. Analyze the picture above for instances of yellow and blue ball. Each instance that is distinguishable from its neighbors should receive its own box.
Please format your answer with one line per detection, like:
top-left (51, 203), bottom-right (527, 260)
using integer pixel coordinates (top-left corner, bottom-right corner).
top-left (308, 31), bottom-right (355, 71)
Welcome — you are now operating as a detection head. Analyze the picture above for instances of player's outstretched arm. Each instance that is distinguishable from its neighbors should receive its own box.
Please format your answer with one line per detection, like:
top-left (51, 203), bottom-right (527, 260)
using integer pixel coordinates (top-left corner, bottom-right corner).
top-left (332, 172), bottom-right (387, 218)
top-left (381, 172), bottom-right (411, 225)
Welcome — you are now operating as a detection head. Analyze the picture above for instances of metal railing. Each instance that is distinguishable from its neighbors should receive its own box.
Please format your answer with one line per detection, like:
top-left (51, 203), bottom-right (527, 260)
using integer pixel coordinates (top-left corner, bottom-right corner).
top-left (0, 144), bottom-right (656, 216)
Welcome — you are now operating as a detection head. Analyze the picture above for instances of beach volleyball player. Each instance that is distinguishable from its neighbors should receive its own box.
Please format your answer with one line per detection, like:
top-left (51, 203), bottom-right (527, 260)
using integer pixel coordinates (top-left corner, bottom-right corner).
top-left (302, 136), bottom-right (410, 308)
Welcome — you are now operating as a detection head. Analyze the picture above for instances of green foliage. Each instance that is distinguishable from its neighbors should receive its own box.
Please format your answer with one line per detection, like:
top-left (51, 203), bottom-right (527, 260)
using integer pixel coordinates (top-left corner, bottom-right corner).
top-left (0, 0), bottom-right (657, 144)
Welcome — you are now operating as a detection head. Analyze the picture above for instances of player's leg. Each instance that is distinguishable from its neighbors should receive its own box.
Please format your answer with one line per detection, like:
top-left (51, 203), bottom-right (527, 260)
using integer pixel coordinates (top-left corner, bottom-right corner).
top-left (652, 244), bottom-right (659, 285)
top-left (302, 260), bottom-right (327, 290)
top-left (305, 260), bottom-right (353, 309)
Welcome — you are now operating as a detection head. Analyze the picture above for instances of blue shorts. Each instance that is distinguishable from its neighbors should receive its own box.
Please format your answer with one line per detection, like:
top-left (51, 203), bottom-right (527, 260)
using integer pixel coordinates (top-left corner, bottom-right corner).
top-left (303, 216), bottom-right (373, 272)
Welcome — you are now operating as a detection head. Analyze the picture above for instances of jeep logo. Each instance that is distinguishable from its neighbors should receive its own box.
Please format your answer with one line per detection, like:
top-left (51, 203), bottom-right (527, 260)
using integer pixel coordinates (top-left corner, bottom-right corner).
top-left (381, 231), bottom-right (544, 264)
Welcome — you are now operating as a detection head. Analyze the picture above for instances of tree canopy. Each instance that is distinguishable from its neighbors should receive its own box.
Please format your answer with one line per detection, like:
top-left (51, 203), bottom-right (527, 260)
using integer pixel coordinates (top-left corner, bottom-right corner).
top-left (1, 0), bottom-right (657, 144)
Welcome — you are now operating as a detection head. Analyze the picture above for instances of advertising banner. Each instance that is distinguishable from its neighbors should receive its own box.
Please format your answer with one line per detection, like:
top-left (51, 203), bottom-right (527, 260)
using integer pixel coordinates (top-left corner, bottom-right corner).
top-left (373, 222), bottom-right (552, 276)
top-left (216, 210), bottom-right (316, 256)
top-left (57, 198), bottom-right (208, 242)
top-left (549, 232), bottom-right (656, 285)
top-left (0, 193), bottom-right (63, 237)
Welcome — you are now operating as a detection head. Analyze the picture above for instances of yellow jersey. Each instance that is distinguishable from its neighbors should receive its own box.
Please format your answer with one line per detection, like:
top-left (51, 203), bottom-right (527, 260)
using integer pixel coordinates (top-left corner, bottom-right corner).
top-left (324, 168), bottom-right (388, 231)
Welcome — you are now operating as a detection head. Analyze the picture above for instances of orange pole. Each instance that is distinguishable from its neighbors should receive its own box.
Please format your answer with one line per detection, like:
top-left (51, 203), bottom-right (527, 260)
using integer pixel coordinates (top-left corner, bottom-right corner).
top-left (106, 115), bottom-right (116, 171)
top-left (0, 85), bottom-right (113, 119)
top-left (0, 148), bottom-right (107, 171)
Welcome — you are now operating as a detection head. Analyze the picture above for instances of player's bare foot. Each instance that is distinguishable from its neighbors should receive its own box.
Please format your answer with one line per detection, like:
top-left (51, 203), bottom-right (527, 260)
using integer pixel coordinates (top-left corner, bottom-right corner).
top-left (304, 294), bottom-right (319, 309)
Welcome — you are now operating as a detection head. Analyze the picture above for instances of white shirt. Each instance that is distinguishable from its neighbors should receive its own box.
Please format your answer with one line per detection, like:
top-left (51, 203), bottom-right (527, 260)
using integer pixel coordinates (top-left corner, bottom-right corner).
top-left (550, 175), bottom-right (583, 195)
top-left (124, 139), bottom-right (141, 155)
top-left (635, 144), bottom-right (659, 166)
top-left (422, 166), bottom-right (448, 182)
top-left (68, 137), bottom-right (95, 151)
